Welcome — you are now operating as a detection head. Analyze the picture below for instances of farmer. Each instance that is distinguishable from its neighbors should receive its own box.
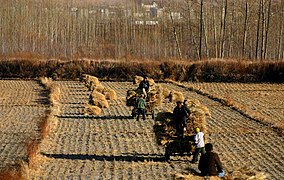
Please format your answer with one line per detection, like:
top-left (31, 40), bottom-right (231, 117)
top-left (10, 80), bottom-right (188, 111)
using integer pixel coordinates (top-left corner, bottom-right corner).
top-left (139, 76), bottom-right (150, 97)
top-left (136, 94), bottom-right (146, 121)
top-left (173, 101), bottom-right (188, 137)
top-left (198, 143), bottom-right (224, 177)
top-left (191, 127), bottom-right (205, 163)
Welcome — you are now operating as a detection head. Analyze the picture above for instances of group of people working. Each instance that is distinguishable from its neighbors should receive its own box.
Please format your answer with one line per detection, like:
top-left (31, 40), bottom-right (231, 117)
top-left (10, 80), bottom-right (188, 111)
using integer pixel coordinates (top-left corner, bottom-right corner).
top-left (135, 76), bottom-right (224, 178)
top-left (173, 99), bottom-right (225, 178)
top-left (193, 127), bottom-right (223, 177)
top-left (135, 76), bottom-right (150, 121)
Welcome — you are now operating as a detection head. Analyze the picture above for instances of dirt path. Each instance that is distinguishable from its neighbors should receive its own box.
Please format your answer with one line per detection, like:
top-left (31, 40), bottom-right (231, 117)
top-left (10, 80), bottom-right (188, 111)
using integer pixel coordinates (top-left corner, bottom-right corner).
top-left (30, 81), bottom-right (284, 179)
top-left (0, 80), bottom-right (47, 170)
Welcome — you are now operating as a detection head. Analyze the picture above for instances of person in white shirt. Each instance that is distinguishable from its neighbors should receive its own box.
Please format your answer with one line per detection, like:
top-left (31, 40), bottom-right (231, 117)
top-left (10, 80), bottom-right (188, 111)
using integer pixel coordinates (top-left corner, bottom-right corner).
top-left (191, 127), bottom-right (205, 163)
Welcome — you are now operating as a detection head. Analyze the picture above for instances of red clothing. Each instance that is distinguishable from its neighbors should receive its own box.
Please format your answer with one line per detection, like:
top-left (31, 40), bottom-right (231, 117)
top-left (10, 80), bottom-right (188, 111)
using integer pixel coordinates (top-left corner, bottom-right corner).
top-left (198, 151), bottom-right (223, 176)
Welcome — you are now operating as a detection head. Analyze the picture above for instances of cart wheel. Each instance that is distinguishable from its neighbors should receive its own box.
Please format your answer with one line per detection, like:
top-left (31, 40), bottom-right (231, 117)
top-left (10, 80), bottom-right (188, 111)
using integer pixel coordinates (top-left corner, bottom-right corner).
top-left (131, 109), bottom-right (137, 119)
top-left (165, 146), bottom-right (171, 161)
top-left (151, 111), bottom-right (155, 119)
top-left (132, 113), bottom-right (136, 119)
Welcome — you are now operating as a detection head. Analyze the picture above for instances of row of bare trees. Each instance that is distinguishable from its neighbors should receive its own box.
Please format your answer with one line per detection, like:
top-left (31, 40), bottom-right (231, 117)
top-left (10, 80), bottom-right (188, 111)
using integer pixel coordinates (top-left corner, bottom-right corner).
top-left (0, 0), bottom-right (283, 60)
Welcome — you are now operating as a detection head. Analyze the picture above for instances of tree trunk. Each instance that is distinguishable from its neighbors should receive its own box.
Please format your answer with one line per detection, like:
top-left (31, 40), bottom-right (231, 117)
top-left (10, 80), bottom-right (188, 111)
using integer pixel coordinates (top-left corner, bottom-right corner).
top-left (220, 0), bottom-right (227, 59)
top-left (199, 0), bottom-right (203, 60)
top-left (264, 0), bottom-right (271, 59)
top-left (242, 0), bottom-right (249, 59)
top-left (255, 0), bottom-right (262, 60)
top-left (169, 10), bottom-right (182, 59)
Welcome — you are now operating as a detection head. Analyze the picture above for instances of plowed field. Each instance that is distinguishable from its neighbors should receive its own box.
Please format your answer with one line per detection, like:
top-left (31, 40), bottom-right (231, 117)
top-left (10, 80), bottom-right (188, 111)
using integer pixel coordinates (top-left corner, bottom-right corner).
top-left (1, 80), bottom-right (283, 179)
top-left (0, 80), bottom-right (47, 170)
top-left (184, 82), bottom-right (284, 129)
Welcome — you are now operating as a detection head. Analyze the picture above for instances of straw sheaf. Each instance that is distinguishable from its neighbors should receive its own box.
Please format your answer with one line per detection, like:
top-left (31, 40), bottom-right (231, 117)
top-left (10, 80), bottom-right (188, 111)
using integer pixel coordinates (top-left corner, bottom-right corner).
top-left (133, 75), bottom-right (144, 84)
top-left (90, 91), bottom-right (109, 108)
top-left (168, 90), bottom-right (185, 103)
top-left (133, 75), bottom-right (155, 86)
top-left (103, 88), bottom-right (117, 100)
top-left (148, 78), bottom-right (155, 86)
top-left (162, 86), bottom-right (171, 98)
top-left (94, 84), bottom-right (105, 93)
top-left (228, 166), bottom-right (268, 180)
top-left (84, 105), bottom-right (102, 115)
top-left (185, 98), bottom-right (201, 107)
top-left (126, 91), bottom-right (138, 107)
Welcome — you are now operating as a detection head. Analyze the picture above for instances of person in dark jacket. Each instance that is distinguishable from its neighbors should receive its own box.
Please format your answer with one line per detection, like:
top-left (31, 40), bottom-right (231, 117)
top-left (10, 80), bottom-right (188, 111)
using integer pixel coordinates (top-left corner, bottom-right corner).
top-left (198, 143), bottom-right (223, 177)
top-left (139, 76), bottom-right (150, 97)
top-left (173, 101), bottom-right (188, 137)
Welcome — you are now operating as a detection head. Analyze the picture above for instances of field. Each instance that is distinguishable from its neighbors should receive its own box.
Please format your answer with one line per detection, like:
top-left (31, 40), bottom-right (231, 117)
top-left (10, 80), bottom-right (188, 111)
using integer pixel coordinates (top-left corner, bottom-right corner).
top-left (0, 80), bottom-right (284, 179)
top-left (0, 80), bottom-right (48, 171)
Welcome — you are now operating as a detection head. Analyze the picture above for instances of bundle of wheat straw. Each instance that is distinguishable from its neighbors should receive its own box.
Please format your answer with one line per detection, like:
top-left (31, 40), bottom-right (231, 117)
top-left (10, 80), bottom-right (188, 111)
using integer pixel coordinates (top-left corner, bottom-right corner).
top-left (229, 167), bottom-right (267, 180)
top-left (133, 75), bottom-right (144, 84)
top-left (162, 86), bottom-right (171, 98)
top-left (90, 91), bottom-right (109, 108)
top-left (84, 104), bottom-right (102, 115)
top-left (103, 88), bottom-right (117, 100)
top-left (168, 90), bottom-right (185, 103)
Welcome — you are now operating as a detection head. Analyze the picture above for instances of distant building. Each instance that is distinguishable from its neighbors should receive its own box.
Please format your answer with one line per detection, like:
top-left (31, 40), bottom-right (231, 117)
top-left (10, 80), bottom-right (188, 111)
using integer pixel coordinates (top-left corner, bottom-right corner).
top-left (170, 12), bottom-right (181, 20)
top-left (142, 1), bottom-right (158, 18)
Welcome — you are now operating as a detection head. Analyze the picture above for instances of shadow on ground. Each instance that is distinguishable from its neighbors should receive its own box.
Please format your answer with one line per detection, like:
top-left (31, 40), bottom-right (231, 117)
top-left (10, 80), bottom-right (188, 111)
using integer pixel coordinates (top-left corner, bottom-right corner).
top-left (57, 115), bottom-right (134, 120)
top-left (41, 152), bottom-right (166, 162)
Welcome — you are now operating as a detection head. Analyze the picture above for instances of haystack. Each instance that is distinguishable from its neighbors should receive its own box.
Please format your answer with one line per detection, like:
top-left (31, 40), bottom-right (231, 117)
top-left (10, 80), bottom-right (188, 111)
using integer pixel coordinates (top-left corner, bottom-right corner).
top-left (148, 78), bottom-right (155, 86)
top-left (103, 88), bottom-right (117, 100)
top-left (168, 90), bottom-right (185, 103)
top-left (133, 75), bottom-right (144, 84)
top-left (133, 75), bottom-right (155, 86)
top-left (154, 96), bottom-right (210, 144)
top-left (185, 98), bottom-right (201, 107)
top-left (84, 74), bottom-right (117, 109)
top-left (162, 86), bottom-right (171, 98)
top-left (84, 105), bottom-right (102, 115)
top-left (84, 75), bottom-right (101, 89)
top-left (126, 89), bottom-right (138, 107)
top-left (154, 111), bottom-right (175, 145)
top-left (228, 167), bottom-right (267, 180)
top-left (94, 83), bottom-right (105, 93)
top-left (90, 91), bottom-right (109, 108)
top-left (147, 85), bottom-right (164, 107)
top-left (174, 173), bottom-right (205, 180)
top-left (183, 98), bottom-right (211, 134)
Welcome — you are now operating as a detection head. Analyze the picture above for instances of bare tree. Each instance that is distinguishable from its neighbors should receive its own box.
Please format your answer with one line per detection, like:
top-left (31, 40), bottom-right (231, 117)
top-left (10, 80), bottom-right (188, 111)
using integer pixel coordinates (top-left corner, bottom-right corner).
top-left (242, 0), bottom-right (249, 58)
top-left (199, 0), bottom-right (203, 60)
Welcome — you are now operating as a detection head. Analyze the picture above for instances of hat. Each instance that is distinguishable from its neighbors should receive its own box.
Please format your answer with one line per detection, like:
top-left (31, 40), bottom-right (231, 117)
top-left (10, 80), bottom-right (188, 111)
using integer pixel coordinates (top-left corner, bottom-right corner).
top-left (176, 101), bottom-right (182, 104)
top-left (195, 127), bottom-right (200, 133)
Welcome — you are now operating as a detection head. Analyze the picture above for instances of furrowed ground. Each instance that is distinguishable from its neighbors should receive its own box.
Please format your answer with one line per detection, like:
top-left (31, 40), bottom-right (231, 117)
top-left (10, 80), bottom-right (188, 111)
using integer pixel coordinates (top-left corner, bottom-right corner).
top-left (1, 80), bottom-right (283, 179)
top-left (183, 82), bottom-right (284, 130)
top-left (0, 80), bottom-right (48, 170)
top-left (165, 83), bottom-right (284, 179)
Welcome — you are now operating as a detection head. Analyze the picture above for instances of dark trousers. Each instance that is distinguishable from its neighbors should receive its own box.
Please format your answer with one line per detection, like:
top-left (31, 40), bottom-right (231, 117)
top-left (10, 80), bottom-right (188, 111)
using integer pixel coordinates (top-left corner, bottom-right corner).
top-left (137, 108), bottom-right (146, 121)
top-left (175, 117), bottom-right (187, 137)
top-left (192, 147), bottom-right (205, 163)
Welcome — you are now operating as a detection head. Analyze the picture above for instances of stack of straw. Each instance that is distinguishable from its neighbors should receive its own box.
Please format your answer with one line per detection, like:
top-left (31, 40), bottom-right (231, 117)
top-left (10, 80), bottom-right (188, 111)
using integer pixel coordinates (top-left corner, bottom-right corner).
top-left (83, 75), bottom-right (118, 115)
top-left (154, 97), bottom-right (211, 145)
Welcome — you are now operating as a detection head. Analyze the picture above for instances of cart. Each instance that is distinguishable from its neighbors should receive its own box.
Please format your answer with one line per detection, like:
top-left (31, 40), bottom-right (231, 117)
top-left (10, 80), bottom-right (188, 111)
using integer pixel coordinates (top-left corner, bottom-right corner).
top-left (164, 135), bottom-right (195, 161)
